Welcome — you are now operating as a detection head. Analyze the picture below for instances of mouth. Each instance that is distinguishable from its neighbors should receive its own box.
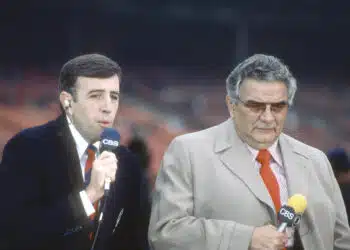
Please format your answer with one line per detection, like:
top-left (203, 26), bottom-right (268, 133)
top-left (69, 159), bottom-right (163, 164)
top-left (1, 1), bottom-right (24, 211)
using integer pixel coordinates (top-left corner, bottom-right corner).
top-left (98, 121), bottom-right (111, 127)
top-left (256, 128), bottom-right (275, 132)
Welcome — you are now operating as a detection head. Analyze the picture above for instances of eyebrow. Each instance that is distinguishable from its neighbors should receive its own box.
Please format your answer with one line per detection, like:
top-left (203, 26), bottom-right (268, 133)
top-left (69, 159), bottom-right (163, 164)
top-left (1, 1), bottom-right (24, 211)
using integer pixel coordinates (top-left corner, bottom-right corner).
top-left (244, 99), bottom-right (288, 104)
top-left (87, 90), bottom-right (120, 95)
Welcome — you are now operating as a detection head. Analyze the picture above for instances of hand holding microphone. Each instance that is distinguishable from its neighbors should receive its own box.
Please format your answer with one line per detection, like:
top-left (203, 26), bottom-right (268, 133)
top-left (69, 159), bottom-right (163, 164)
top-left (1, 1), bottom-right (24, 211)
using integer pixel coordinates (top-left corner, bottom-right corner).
top-left (86, 128), bottom-right (120, 203)
top-left (249, 194), bottom-right (307, 250)
top-left (86, 151), bottom-right (118, 203)
top-left (99, 128), bottom-right (121, 196)
top-left (89, 128), bottom-right (120, 250)
top-left (250, 224), bottom-right (287, 250)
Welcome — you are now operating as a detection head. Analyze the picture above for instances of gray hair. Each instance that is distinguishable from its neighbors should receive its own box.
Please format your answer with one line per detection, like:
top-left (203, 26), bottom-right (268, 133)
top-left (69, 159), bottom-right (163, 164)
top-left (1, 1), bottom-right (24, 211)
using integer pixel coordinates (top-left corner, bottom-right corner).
top-left (226, 54), bottom-right (297, 106)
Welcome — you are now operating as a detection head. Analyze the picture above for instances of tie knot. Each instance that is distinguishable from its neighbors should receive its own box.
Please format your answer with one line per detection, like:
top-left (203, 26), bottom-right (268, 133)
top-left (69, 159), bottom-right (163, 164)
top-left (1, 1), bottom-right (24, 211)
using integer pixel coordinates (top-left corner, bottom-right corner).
top-left (87, 144), bottom-right (97, 156)
top-left (256, 149), bottom-right (271, 165)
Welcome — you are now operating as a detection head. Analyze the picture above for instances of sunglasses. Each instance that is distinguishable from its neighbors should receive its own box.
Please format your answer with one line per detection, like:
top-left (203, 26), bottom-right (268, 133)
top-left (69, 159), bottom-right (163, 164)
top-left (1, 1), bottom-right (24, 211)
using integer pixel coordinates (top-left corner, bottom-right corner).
top-left (237, 97), bottom-right (289, 114)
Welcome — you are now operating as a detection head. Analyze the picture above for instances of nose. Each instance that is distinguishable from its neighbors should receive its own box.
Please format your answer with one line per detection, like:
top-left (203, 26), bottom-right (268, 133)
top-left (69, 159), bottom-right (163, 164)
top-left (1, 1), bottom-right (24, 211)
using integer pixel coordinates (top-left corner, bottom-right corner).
top-left (259, 105), bottom-right (274, 123)
top-left (100, 96), bottom-right (113, 114)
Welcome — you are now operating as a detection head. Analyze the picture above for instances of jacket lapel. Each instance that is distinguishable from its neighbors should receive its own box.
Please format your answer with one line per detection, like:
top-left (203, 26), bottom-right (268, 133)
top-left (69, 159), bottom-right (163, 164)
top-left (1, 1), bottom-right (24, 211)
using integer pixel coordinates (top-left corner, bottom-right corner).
top-left (215, 119), bottom-right (276, 219)
top-left (55, 115), bottom-right (85, 191)
top-left (278, 134), bottom-right (311, 244)
top-left (279, 134), bottom-right (309, 203)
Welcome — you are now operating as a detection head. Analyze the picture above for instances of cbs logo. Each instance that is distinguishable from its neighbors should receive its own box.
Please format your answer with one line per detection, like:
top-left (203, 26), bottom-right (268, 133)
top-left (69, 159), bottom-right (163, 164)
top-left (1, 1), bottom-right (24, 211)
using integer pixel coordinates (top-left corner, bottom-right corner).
top-left (102, 139), bottom-right (119, 147)
top-left (280, 208), bottom-right (295, 220)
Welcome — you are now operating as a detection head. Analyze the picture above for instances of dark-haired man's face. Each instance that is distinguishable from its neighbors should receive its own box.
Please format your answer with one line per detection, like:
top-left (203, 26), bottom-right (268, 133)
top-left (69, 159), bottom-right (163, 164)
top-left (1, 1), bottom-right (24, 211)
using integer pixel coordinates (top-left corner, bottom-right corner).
top-left (70, 75), bottom-right (120, 143)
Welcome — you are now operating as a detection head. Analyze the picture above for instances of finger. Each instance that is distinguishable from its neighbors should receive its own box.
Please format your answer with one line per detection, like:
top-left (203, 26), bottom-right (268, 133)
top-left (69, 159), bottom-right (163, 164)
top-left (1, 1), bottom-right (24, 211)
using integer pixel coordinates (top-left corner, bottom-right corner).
top-left (98, 155), bottom-right (117, 163)
top-left (274, 237), bottom-right (286, 249)
top-left (102, 164), bottom-right (117, 173)
top-left (283, 233), bottom-right (288, 241)
top-left (98, 151), bottom-right (110, 159)
top-left (98, 155), bottom-right (116, 164)
top-left (100, 158), bottom-right (117, 167)
top-left (93, 159), bottom-right (112, 169)
top-left (98, 151), bottom-right (116, 159)
top-left (108, 167), bottom-right (117, 177)
top-left (266, 224), bottom-right (277, 230)
top-left (105, 173), bottom-right (116, 182)
top-left (99, 158), bottom-right (117, 167)
top-left (282, 234), bottom-right (288, 246)
top-left (109, 175), bottom-right (116, 182)
top-left (92, 162), bottom-right (103, 171)
top-left (109, 167), bottom-right (117, 176)
top-left (271, 242), bottom-right (283, 250)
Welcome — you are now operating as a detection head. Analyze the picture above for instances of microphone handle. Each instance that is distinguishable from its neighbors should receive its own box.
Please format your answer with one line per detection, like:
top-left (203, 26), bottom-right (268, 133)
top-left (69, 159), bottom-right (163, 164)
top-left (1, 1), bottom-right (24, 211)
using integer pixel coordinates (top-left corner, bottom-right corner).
top-left (277, 222), bottom-right (287, 233)
top-left (104, 178), bottom-right (111, 191)
top-left (104, 178), bottom-right (111, 199)
top-left (91, 179), bottom-right (111, 250)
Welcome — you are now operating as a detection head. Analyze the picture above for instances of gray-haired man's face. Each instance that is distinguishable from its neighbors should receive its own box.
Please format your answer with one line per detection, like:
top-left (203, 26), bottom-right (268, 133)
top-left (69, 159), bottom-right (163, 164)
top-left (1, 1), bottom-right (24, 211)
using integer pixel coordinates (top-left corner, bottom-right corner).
top-left (226, 78), bottom-right (289, 149)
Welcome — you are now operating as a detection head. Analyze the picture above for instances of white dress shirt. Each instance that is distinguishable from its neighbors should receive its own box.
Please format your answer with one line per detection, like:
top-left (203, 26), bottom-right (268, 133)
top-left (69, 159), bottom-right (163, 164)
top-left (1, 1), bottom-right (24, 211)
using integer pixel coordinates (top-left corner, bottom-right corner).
top-left (246, 141), bottom-right (295, 246)
top-left (246, 141), bottom-right (289, 207)
top-left (67, 116), bottom-right (98, 216)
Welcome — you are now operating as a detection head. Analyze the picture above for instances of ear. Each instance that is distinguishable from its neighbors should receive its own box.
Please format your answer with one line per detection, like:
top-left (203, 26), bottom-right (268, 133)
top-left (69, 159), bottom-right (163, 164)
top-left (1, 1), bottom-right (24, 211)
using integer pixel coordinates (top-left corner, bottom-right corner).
top-left (59, 91), bottom-right (73, 114)
top-left (225, 95), bottom-right (235, 118)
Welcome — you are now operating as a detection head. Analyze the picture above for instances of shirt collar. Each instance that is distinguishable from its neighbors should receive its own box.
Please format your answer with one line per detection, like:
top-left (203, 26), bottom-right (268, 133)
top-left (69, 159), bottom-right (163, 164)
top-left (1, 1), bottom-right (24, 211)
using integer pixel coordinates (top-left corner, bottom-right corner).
top-left (246, 140), bottom-right (283, 166)
top-left (66, 116), bottom-right (89, 160)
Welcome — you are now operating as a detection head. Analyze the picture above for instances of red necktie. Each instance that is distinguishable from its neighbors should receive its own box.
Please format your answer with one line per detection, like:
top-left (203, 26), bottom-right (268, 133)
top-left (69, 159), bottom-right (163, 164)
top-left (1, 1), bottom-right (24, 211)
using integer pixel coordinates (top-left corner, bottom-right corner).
top-left (257, 149), bottom-right (281, 213)
top-left (257, 150), bottom-right (286, 249)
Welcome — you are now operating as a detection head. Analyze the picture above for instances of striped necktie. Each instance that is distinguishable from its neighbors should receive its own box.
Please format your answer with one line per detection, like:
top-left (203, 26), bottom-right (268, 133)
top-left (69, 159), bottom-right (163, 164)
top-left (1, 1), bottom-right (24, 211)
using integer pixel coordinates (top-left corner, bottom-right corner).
top-left (84, 145), bottom-right (98, 240)
top-left (84, 144), bottom-right (97, 188)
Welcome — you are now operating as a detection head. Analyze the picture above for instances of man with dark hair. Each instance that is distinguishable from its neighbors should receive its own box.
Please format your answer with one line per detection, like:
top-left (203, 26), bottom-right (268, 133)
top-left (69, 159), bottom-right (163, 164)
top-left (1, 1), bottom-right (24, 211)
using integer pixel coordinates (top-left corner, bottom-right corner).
top-left (0, 53), bottom-right (150, 250)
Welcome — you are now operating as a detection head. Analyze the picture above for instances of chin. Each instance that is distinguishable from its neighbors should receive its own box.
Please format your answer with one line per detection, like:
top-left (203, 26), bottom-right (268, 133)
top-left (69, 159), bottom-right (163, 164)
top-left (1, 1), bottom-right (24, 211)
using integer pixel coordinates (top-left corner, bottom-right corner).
top-left (255, 135), bottom-right (277, 145)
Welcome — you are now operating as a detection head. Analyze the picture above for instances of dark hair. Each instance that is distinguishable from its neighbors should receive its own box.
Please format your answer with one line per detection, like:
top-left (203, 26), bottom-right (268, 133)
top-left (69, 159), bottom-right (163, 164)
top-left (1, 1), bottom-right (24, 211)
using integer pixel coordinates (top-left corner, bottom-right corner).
top-left (327, 148), bottom-right (350, 176)
top-left (59, 53), bottom-right (122, 99)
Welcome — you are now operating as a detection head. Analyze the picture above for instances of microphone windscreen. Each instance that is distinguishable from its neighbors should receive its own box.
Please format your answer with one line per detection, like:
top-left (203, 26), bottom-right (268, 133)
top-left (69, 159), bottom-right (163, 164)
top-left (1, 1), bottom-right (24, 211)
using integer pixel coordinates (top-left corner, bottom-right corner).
top-left (287, 194), bottom-right (307, 214)
top-left (100, 128), bottom-right (120, 152)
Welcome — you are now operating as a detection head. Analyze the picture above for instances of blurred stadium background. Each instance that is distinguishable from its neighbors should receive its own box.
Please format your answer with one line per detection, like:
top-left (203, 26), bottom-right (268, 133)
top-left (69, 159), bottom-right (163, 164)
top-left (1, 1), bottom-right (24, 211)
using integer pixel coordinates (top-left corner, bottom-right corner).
top-left (1, 0), bottom-right (350, 186)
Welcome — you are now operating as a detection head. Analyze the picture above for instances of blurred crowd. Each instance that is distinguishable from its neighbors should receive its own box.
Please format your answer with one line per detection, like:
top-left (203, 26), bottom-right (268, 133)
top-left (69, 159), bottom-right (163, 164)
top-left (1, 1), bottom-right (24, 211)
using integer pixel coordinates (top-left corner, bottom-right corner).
top-left (0, 69), bottom-right (350, 190)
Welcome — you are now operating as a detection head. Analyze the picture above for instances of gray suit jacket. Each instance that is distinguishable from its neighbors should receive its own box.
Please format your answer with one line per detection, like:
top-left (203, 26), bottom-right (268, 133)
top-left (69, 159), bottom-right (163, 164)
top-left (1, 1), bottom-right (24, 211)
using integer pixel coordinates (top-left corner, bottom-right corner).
top-left (149, 119), bottom-right (350, 250)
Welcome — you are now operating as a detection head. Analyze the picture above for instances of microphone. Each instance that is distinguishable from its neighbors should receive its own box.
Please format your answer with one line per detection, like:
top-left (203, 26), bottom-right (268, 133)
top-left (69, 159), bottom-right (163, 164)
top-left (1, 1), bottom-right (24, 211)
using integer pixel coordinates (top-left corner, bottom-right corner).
top-left (91, 128), bottom-right (121, 250)
top-left (99, 128), bottom-right (120, 197)
top-left (277, 194), bottom-right (307, 232)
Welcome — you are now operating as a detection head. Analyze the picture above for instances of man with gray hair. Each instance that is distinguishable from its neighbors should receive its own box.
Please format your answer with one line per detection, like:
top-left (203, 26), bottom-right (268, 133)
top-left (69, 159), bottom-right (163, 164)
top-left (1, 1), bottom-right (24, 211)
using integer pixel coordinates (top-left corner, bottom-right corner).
top-left (149, 54), bottom-right (350, 250)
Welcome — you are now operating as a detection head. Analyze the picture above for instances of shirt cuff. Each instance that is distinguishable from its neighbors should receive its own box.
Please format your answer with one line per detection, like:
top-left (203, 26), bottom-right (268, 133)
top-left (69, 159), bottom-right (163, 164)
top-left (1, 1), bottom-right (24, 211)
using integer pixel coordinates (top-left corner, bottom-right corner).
top-left (79, 190), bottom-right (95, 216)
